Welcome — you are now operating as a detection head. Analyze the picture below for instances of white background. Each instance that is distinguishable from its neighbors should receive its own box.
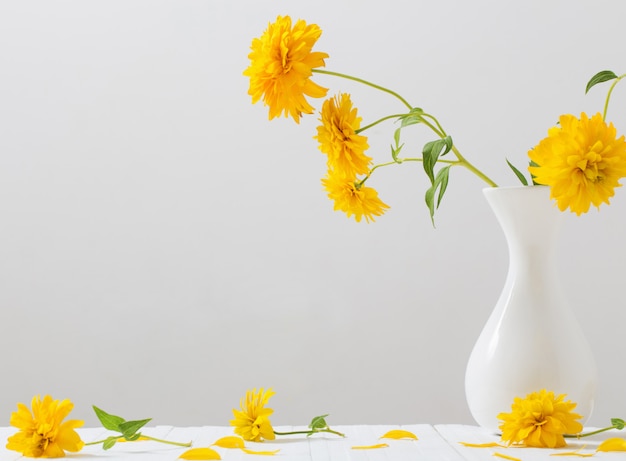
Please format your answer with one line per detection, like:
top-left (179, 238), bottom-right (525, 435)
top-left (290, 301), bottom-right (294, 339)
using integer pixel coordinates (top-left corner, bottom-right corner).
top-left (1, 0), bottom-right (625, 428)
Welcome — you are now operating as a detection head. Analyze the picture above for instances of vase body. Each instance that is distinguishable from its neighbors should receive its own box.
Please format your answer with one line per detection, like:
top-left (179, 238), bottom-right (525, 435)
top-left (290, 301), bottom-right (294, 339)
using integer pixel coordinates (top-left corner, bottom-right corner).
top-left (465, 186), bottom-right (597, 432)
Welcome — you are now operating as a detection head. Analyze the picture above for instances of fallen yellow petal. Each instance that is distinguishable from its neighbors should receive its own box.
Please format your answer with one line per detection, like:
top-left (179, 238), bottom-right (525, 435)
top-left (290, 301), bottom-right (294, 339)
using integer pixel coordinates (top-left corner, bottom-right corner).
top-left (380, 429), bottom-right (418, 440)
top-left (179, 447), bottom-right (221, 460)
top-left (493, 453), bottom-right (521, 461)
top-left (550, 444), bottom-right (593, 457)
top-left (240, 447), bottom-right (280, 456)
top-left (597, 437), bottom-right (626, 452)
top-left (460, 442), bottom-right (506, 448)
top-left (212, 436), bottom-right (245, 449)
top-left (351, 443), bottom-right (389, 450)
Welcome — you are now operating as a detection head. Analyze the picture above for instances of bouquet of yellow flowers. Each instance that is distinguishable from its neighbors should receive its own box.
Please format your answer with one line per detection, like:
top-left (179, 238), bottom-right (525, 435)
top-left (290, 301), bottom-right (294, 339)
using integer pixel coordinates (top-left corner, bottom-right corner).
top-left (244, 15), bottom-right (626, 222)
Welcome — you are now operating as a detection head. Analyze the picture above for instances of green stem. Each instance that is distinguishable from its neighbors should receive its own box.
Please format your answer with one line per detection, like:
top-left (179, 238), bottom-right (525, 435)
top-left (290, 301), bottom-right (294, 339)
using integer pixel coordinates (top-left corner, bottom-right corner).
top-left (603, 73), bottom-right (626, 121)
top-left (273, 428), bottom-right (345, 437)
top-left (312, 69), bottom-right (413, 110)
top-left (358, 158), bottom-right (459, 187)
top-left (416, 115), bottom-right (498, 187)
top-left (357, 113), bottom-right (409, 133)
top-left (564, 426), bottom-right (616, 439)
top-left (84, 435), bottom-right (191, 448)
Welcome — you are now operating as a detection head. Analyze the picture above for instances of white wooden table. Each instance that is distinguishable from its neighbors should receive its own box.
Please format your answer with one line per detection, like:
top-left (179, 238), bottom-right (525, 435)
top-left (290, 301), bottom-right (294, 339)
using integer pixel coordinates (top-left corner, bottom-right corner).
top-left (0, 424), bottom-right (617, 460)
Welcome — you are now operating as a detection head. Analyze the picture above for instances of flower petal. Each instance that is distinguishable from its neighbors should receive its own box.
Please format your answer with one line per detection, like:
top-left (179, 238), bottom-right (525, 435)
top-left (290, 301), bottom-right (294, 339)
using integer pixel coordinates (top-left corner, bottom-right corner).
top-left (351, 443), bottom-right (389, 450)
top-left (241, 447), bottom-right (280, 455)
top-left (459, 442), bottom-right (505, 448)
top-left (179, 447), bottom-right (222, 460)
top-left (380, 429), bottom-right (418, 440)
top-left (212, 436), bottom-right (245, 449)
top-left (493, 453), bottom-right (521, 461)
top-left (597, 437), bottom-right (626, 452)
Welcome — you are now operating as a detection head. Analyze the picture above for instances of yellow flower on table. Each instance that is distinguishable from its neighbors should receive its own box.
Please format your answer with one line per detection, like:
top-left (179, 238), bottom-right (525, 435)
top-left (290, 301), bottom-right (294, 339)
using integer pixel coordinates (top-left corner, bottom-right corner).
top-left (6, 395), bottom-right (84, 458)
top-left (529, 112), bottom-right (626, 215)
top-left (497, 389), bottom-right (583, 448)
top-left (243, 15), bottom-right (329, 124)
top-left (230, 388), bottom-right (276, 442)
top-left (315, 93), bottom-right (372, 178)
top-left (322, 171), bottom-right (389, 223)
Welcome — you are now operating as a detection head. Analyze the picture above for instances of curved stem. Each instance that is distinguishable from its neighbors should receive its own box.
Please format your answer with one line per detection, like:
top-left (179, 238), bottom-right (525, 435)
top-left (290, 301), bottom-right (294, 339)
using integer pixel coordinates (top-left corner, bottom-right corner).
top-left (358, 157), bottom-right (459, 187)
top-left (313, 69), bottom-right (413, 110)
top-left (357, 113), bottom-right (409, 133)
top-left (84, 435), bottom-right (191, 448)
top-left (603, 73), bottom-right (626, 121)
top-left (564, 426), bottom-right (616, 439)
top-left (273, 428), bottom-right (345, 437)
top-left (418, 115), bottom-right (498, 187)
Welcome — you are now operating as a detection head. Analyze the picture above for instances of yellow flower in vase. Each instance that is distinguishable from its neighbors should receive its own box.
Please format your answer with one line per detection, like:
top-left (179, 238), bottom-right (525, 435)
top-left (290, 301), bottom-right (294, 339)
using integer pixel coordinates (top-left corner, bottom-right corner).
top-left (230, 388), bottom-right (276, 442)
top-left (6, 395), bottom-right (84, 458)
top-left (497, 389), bottom-right (583, 448)
top-left (322, 171), bottom-right (389, 223)
top-left (315, 92), bottom-right (372, 178)
top-left (529, 112), bottom-right (626, 215)
top-left (243, 15), bottom-right (329, 123)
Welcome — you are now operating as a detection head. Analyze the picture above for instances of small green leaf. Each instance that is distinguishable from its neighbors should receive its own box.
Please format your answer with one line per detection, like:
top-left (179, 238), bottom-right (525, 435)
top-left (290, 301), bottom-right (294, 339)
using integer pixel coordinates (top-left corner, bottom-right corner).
top-left (399, 108), bottom-right (423, 128)
top-left (103, 436), bottom-right (119, 450)
top-left (585, 70), bottom-right (618, 94)
top-left (506, 159), bottom-right (528, 186)
top-left (391, 142), bottom-right (404, 162)
top-left (422, 136), bottom-right (453, 184)
top-left (119, 418), bottom-right (152, 438)
top-left (93, 405), bottom-right (126, 432)
top-left (425, 165), bottom-right (451, 226)
top-left (309, 414), bottom-right (329, 430)
top-left (435, 166), bottom-right (450, 208)
top-left (612, 418), bottom-right (625, 430)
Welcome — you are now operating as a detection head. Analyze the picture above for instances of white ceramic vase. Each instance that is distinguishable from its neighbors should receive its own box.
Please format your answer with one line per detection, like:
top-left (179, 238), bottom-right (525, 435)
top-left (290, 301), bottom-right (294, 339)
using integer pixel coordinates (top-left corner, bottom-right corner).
top-left (465, 186), bottom-right (597, 433)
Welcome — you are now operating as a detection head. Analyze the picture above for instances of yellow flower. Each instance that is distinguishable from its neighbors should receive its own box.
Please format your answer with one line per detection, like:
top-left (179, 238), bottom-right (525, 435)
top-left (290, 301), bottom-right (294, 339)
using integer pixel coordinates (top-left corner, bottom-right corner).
top-left (243, 15), bottom-right (329, 124)
top-left (230, 388), bottom-right (276, 442)
top-left (528, 112), bottom-right (626, 215)
top-left (497, 389), bottom-right (583, 448)
top-left (315, 93), bottom-right (372, 177)
top-left (6, 395), bottom-right (84, 458)
top-left (322, 171), bottom-right (389, 223)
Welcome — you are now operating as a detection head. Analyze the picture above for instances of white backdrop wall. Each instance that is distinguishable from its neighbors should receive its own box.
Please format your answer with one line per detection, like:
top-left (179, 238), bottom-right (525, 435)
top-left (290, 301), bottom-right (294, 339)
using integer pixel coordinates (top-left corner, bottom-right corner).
top-left (1, 0), bottom-right (626, 427)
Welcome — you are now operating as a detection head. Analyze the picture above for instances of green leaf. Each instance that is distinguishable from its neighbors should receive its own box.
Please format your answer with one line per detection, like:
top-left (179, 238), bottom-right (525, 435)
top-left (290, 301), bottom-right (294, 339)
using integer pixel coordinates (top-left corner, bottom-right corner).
top-left (399, 107), bottom-right (423, 128)
top-left (425, 165), bottom-right (451, 226)
top-left (119, 418), bottom-right (152, 438)
top-left (506, 159), bottom-right (529, 186)
top-left (93, 405), bottom-right (126, 432)
top-left (391, 141), bottom-right (404, 162)
top-left (103, 436), bottom-right (119, 450)
top-left (422, 136), bottom-right (453, 184)
top-left (125, 432), bottom-right (143, 441)
top-left (585, 70), bottom-right (618, 94)
top-left (612, 418), bottom-right (625, 430)
top-left (309, 414), bottom-right (329, 430)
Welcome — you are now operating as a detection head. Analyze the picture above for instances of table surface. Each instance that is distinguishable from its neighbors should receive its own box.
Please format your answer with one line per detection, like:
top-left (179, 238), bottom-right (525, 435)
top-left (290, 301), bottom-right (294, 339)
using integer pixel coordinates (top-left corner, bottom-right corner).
top-left (0, 424), bottom-right (618, 460)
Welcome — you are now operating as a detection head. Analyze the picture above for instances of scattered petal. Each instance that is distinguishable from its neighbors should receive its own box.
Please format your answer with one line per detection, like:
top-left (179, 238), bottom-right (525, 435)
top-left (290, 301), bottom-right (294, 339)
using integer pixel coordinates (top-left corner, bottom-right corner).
top-left (351, 443), bottom-right (389, 450)
top-left (460, 441), bottom-right (506, 448)
top-left (241, 447), bottom-right (280, 456)
top-left (380, 430), bottom-right (418, 440)
top-left (493, 453), bottom-right (521, 461)
top-left (597, 437), bottom-right (626, 452)
top-left (179, 447), bottom-right (221, 460)
top-left (212, 436), bottom-right (245, 449)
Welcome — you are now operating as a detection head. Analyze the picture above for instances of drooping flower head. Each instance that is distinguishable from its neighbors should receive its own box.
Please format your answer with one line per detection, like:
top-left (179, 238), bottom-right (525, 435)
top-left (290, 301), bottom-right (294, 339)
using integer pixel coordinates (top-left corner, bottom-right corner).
top-left (230, 388), bottom-right (276, 442)
top-left (322, 171), bottom-right (389, 223)
top-left (498, 389), bottom-right (583, 448)
top-left (244, 16), bottom-right (329, 123)
top-left (6, 395), bottom-right (84, 458)
top-left (528, 112), bottom-right (626, 215)
top-left (315, 93), bottom-right (372, 177)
